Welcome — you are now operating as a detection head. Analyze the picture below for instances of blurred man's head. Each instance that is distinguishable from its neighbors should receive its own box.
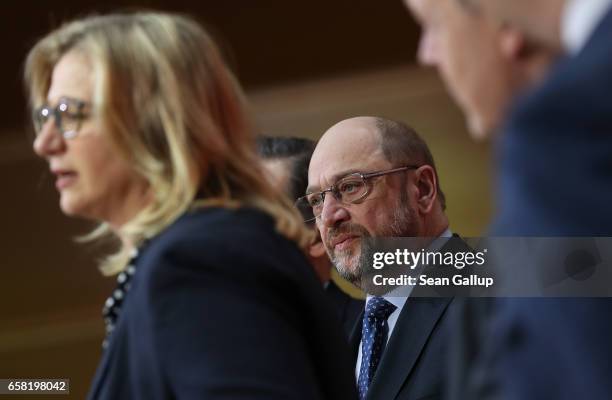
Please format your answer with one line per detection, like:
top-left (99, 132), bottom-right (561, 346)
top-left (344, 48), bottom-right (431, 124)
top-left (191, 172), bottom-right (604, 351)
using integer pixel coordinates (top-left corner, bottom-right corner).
top-left (306, 116), bottom-right (448, 287)
top-left (405, 0), bottom-right (557, 139)
top-left (257, 136), bottom-right (331, 282)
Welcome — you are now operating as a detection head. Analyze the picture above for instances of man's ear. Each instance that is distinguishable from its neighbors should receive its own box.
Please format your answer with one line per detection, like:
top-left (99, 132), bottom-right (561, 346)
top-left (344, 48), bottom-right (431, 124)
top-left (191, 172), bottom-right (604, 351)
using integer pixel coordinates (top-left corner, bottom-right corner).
top-left (413, 165), bottom-right (437, 214)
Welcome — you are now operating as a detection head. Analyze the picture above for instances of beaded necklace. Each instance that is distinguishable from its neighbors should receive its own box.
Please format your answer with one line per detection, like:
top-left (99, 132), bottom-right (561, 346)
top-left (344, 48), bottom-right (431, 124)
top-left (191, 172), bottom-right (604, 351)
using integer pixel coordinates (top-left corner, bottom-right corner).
top-left (101, 247), bottom-right (142, 349)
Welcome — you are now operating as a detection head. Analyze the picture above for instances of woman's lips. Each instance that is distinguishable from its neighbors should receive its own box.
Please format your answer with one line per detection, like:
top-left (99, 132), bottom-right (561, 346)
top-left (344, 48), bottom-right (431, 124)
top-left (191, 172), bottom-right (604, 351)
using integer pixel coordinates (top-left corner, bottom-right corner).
top-left (55, 172), bottom-right (77, 190)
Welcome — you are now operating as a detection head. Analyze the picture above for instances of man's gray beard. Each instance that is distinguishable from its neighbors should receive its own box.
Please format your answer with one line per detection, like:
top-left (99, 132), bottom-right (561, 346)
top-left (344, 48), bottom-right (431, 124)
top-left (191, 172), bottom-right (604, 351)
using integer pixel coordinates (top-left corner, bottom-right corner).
top-left (332, 198), bottom-right (418, 288)
top-left (333, 246), bottom-right (364, 286)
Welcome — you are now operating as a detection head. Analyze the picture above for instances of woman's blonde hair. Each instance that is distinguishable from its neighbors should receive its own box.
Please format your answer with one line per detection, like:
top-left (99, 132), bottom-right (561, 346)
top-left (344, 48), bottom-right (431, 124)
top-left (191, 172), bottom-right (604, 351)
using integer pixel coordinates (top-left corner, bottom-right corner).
top-left (25, 12), bottom-right (312, 274)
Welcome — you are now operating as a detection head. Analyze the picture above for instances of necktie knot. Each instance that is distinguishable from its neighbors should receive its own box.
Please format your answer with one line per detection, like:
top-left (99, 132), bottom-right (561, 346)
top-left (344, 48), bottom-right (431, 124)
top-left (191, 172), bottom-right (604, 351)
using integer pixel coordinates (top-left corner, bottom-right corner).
top-left (365, 296), bottom-right (397, 320)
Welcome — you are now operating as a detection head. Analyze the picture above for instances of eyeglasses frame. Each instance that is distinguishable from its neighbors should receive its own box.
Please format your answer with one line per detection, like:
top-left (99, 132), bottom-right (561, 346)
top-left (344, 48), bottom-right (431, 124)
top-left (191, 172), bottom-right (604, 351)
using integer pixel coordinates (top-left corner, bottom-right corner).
top-left (297, 165), bottom-right (420, 223)
top-left (33, 96), bottom-right (91, 140)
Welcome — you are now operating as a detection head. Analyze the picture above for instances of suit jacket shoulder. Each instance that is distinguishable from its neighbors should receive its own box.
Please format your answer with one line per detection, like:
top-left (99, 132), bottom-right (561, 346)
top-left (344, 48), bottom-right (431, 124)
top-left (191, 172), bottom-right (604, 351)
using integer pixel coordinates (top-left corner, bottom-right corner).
top-left (88, 207), bottom-right (358, 400)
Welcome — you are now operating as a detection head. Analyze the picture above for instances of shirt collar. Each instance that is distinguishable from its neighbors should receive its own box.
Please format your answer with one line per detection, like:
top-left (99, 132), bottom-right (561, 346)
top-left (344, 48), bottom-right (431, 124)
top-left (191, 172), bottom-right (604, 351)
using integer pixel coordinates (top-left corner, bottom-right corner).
top-left (562, 0), bottom-right (612, 54)
top-left (365, 228), bottom-right (453, 310)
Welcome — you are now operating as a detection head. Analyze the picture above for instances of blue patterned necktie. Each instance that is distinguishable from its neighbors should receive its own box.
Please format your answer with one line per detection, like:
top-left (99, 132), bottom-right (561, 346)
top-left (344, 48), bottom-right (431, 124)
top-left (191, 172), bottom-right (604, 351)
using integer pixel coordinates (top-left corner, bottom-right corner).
top-left (357, 296), bottom-right (397, 400)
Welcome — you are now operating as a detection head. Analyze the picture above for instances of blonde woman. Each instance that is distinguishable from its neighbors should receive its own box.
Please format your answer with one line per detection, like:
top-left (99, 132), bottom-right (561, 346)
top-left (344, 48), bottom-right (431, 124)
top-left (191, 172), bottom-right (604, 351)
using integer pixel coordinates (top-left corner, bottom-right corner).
top-left (26, 12), bottom-right (357, 400)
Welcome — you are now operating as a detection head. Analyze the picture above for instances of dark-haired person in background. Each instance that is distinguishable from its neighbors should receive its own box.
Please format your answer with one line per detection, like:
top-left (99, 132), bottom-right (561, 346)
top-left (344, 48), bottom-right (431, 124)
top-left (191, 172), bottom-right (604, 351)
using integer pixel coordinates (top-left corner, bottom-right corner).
top-left (258, 136), bottom-right (364, 337)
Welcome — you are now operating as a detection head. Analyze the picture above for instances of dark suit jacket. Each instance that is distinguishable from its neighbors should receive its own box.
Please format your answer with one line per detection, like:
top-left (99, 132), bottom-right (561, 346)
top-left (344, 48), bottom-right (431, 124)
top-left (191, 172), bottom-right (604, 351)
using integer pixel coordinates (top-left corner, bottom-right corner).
top-left (491, 8), bottom-right (612, 237)
top-left (349, 235), bottom-right (469, 400)
top-left (475, 8), bottom-right (612, 400)
top-left (87, 207), bottom-right (358, 400)
top-left (325, 280), bottom-right (364, 338)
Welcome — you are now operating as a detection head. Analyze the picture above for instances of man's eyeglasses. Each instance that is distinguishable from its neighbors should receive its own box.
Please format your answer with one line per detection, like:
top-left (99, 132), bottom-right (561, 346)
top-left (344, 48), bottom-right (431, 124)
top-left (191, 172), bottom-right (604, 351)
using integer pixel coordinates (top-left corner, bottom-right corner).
top-left (32, 97), bottom-right (91, 139)
top-left (295, 165), bottom-right (419, 223)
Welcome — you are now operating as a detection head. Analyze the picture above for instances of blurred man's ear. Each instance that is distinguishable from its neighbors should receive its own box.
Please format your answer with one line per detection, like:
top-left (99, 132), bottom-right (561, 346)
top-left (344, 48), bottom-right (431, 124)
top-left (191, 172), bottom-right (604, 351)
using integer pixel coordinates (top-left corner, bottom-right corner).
top-left (499, 26), bottom-right (526, 61)
top-left (499, 25), bottom-right (558, 87)
top-left (500, 25), bottom-right (557, 61)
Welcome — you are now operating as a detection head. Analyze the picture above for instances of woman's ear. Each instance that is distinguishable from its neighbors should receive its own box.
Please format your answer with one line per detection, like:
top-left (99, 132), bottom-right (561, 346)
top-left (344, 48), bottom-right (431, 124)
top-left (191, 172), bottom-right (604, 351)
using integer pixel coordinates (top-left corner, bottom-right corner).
top-left (413, 165), bottom-right (437, 214)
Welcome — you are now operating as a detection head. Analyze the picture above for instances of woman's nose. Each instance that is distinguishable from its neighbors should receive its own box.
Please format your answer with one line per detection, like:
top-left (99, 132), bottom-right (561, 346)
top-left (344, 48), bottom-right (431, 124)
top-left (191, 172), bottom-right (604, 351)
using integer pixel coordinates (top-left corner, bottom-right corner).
top-left (33, 118), bottom-right (65, 158)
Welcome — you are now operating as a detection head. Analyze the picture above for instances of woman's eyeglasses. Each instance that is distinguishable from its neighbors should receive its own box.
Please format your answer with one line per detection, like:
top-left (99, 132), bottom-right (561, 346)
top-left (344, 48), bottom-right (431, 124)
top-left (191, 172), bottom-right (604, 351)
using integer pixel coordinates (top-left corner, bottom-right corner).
top-left (33, 97), bottom-right (91, 139)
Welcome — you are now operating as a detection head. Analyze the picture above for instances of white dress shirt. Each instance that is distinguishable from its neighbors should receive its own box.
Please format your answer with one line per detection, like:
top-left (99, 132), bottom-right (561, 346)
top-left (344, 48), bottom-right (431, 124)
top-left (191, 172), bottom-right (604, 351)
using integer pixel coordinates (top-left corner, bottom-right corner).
top-left (355, 228), bottom-right (453, 380)
top-left (562, 0), bottom-right (612, 54)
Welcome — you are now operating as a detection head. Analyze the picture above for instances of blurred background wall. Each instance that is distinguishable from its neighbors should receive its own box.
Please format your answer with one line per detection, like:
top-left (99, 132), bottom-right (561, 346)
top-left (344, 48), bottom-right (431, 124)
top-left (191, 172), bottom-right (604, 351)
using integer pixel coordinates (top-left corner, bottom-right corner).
top-left (0, 1), bottom-right (491, 398)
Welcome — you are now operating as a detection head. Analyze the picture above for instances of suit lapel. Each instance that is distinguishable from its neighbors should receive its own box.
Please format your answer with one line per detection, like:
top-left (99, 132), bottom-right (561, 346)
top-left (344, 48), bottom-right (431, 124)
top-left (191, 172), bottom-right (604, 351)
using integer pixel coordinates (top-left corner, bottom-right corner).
top-left (366, 296), bottom-right (453, 400)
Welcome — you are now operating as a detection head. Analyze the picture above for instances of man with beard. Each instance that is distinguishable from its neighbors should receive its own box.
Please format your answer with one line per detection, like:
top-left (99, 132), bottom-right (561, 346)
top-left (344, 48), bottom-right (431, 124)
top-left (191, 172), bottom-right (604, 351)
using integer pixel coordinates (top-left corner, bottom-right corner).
top-left (305, 116), bottom-right (464, 400)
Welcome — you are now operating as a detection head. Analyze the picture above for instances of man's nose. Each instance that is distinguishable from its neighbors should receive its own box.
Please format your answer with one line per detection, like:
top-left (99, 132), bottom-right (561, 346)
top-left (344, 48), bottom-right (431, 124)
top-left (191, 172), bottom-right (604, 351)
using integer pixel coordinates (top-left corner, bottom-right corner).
top-left (320, 194), bottom-right (350, 228)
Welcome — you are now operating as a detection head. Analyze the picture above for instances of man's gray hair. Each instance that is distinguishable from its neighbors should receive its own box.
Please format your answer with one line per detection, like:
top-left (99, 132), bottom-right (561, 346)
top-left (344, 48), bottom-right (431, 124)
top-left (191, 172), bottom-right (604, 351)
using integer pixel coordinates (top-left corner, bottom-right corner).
top-left (374, 117), bottom-right (447, 210)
